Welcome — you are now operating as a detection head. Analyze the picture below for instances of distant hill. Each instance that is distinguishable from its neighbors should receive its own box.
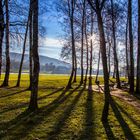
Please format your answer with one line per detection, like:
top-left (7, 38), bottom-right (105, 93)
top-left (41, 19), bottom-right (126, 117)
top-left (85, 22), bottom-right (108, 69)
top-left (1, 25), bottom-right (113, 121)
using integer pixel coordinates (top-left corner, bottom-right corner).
top-left (2, 52), bottom-right (71, 74)
top-left (10, 52), bottom-right (71, 68)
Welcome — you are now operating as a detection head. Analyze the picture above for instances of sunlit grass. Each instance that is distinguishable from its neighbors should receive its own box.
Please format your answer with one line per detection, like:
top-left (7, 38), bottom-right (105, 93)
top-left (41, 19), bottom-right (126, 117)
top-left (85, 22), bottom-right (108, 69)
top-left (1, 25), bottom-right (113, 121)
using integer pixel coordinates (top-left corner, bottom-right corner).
top-left (0, 74), bottom-right (140, 139)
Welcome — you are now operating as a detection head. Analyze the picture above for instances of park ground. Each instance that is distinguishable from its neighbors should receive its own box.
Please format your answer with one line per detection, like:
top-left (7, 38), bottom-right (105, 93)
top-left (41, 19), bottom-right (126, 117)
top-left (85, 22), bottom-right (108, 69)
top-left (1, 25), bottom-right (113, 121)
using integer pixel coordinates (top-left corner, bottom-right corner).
top-left (0, 74), bottom-right (140, 140)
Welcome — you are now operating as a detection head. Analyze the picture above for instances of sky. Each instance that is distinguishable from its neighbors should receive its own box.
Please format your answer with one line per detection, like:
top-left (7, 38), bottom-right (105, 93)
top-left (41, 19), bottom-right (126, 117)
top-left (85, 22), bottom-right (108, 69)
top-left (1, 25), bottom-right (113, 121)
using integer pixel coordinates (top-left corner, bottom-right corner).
top-left (39, 0), bottom-right (64, 59)
top-left (9, 0), bottom-right (64, 60)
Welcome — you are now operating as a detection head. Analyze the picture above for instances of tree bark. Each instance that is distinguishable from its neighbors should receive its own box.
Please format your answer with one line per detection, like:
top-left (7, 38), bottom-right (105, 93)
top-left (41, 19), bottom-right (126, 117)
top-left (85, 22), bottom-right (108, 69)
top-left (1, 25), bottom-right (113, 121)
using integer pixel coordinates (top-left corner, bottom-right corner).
top-left (136, 0), bottom-right (140, 93)
top-left (128, 0), bottom-right (134, 93)
top-left (80, 0), bottom-right (86, 85)
top-left (29, 8), bottom-right (33, 90)
top-left (89, 9), bottom-right (93, 79)
top-left (16, 13), bottom-right (30, 87)
top-left (96, 8), bottom-right (110, 122)
top-left (28, 0), bottom-right (40, 111)
top-left (95, 48), bottom-right (100, 82)
top-left (125, 15), bottom-right (130, 83)
top-left (110, 0), bottom-right (121, 88)
top-left (84, 17), bottom-right (89, 82)
top-left (0, 1), bottom-right (4, 79)
top-left (66, 0), bottom-right (76, 89)
top-left (2, 0), bottom-right (10, 87)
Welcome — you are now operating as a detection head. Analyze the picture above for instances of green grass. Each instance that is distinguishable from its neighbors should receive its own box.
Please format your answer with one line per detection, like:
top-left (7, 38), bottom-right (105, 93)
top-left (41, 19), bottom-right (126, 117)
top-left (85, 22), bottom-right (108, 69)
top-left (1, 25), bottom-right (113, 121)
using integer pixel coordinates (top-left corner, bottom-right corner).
top-left (0, 74), bottom-right (140, 140)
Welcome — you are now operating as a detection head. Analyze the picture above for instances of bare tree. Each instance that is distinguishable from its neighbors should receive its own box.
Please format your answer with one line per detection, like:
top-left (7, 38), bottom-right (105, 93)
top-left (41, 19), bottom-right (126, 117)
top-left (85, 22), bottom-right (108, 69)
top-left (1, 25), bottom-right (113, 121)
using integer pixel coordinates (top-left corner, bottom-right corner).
top-left (0, 0), bottom-right (4, 78)
top-left (1, 0), bottom-right (10, 87)
top-left (136, 0), bottom-right (140, 93)
top-left (110, 0), bottom-right (121, 88)
top-left (28, 0), bottom-right (40, 111)
top-left (128, 0), bottom-right (134, 93)
top-left (87, 0), bottom-right (110, 122)
top-left (16, 13), bottom-right (30, 87)
top-left (66, 0), bottom-right (76, 89)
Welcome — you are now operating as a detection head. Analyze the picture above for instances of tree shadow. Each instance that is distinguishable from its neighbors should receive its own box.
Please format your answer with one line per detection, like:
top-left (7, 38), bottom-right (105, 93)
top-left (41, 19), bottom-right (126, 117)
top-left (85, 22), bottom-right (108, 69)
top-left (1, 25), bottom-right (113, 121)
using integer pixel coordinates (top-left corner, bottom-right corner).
top-left (0, 88), bottom-right (64, 114)
top-left (47, 84), bottom-right (86, 139)
top-left (110, 97), bottom-right (136, 140)
top-left (0, 89), bottom-right (28, 99)
top-left (78, 77), bottom-right (94, 140)
top-left (102, 121), bottom-right (115, 140)
top-left (0, 85), bottom-right (81, 139)
top-left (116, 102), bottom-right (140, 129)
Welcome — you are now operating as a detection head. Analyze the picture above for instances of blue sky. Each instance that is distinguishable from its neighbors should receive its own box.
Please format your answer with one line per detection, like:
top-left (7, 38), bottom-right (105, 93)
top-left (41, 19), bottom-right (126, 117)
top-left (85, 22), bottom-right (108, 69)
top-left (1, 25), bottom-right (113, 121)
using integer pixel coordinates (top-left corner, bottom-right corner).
top-left (39, 0), bottom-right (64, 59)
top-left (10, 0), bottom-right (64, 60)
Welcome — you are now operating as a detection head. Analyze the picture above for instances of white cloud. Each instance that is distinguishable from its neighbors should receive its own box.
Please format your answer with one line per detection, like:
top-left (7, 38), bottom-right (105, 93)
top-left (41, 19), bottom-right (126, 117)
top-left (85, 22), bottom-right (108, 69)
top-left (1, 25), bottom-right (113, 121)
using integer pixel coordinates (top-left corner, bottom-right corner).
top-left (39, 37), bottom-right (63, 48)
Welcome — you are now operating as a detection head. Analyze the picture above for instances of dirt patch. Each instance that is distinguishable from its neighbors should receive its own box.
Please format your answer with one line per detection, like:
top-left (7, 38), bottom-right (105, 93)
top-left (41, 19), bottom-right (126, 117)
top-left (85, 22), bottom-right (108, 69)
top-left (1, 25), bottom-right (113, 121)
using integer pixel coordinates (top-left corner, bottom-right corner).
top-left (91, 85), bottom-right (140, 111)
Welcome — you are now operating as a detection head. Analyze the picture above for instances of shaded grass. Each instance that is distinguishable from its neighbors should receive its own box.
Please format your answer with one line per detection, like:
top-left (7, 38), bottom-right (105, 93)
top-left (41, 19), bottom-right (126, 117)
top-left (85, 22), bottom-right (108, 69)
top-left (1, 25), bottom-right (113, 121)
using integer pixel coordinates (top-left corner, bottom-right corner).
top-left (0, 74), bottom-right (140, 139)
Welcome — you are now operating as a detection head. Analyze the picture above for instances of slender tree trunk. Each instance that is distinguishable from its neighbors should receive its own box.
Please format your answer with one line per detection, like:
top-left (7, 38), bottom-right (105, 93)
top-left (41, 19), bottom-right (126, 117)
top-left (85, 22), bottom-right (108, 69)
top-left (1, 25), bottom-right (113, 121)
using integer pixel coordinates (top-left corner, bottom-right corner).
top-left (84, 20), bottom-right (89, 82)
top-left (80, 0), bottom-right (86, 85)
top-left (88, 0), bottom-right (110, 122)
top-left (16, 14), bottom-right (30, 87)
top-left (112, 66), bottom-right (116, 78)
top-left (95, 49), bottom-right (100, 82)
top-left (89, 9), bottom-right (93, 79)
top-left (0, 1), bottom-right (4, 79)
top-left (125, 16), bottom-right (130, 83)
top-left (110, 0), bottom-right (121, 88)
top-left (136, 0), bottom-right (140, 93)
top-left (128, 0), bottom-right (134, 93)
top-left (28, 0), bottom-right (40, 111)
top-left (73, 51), bottom-right (77, 83)
top-left (2, 0), bottom-right (10, 87)
top-left (29, 8), bottom-right (33, 90)
top-left (66, 0), bottom-right (76, 89)
top-left (107, 36), bottom-right (111, 77)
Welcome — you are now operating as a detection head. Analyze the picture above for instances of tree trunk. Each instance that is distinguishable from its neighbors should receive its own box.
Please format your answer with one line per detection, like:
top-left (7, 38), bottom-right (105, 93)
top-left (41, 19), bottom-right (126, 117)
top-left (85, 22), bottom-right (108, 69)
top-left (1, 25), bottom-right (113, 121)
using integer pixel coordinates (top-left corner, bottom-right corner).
top-left (84, 19), bottom-right (89, 82)
top-left (111, 0), bottom-right (121, 88)
top-left (66, 0), bottom-right (76, 89)
top-left (95, 49), bottom-right (100, 82)
top-left (80, 0), bottom-right (86, 85)
top-left (97, 10), bottom-right (110, 122)
top-left (89, 9), bottom-right (93, 79)
top-left (28, 0), bottom-right (40, 111)
top-left (0, 1), bottom-right (4, 79)
top-left (73, 50), bottom-right (77, 83)
top-left (107, 36), bottom-right (111, 77)
top-left (2, 0), bottom-right (10, 87)
top-left (125, 15), bottom-right (130, 83)
top-left (16, 14), bottom-right (30, 87)
top-left (128, 0), bottom-right (134, 93)
top-left (136, 0), bottom-right (140, 93)
top-left (29, 8), bottom-right (33, 90)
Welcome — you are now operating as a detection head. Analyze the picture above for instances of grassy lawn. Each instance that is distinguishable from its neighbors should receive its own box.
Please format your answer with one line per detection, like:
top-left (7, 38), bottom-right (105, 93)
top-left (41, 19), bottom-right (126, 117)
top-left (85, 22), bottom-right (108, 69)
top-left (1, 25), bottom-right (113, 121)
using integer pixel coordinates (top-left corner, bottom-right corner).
top-left (0, 74), bottom-right (140, 140)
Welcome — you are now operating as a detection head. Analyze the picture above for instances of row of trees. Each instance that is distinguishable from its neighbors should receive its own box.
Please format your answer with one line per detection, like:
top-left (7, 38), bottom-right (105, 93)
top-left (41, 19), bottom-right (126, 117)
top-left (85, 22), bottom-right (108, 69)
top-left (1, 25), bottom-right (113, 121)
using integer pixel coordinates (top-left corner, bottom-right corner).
top-left (57, 0), bottom-right (140, 121)
top-left (0, 0), bottom-right (140, 122)
top-left (0, 0), bottom-right (39, 111)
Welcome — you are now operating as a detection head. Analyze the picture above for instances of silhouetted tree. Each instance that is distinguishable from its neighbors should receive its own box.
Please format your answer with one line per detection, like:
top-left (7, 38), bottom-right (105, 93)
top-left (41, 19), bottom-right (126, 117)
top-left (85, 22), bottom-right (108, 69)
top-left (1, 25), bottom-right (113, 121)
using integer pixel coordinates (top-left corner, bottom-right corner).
top-left (136, 0), bottom-right (140, 93)
top-left (87, 0), bottom-right (110, 122)
top-left (128, 0), bottom-right (134, 93)
top-left (28, 0), bottom-right (40, 111)
top-left (2, 0), bottom-right (10, 87)
top-left (0, 0), bottom-right (4, 78)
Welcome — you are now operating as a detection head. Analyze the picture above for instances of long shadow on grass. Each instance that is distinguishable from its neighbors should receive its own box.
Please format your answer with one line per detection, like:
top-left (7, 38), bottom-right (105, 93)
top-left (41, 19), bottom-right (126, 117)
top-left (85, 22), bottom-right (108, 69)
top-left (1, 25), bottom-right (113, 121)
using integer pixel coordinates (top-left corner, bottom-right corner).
top-left (0, 85), bottom-right (81, 139)
top-left (102, 121), bottom-right (115, 140)
top-left (47, 83), bottom-right (86, 139)
top-left (78, 78), bottom-right (94, 140)
top-left (0, 87), bottom-right (64, 114)
top-left (110, 97), bottom-right (136, 140)
top-left (116, 102), bottom-right (140, 129)
top-left (0, 89), bottom-right (28, 99)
